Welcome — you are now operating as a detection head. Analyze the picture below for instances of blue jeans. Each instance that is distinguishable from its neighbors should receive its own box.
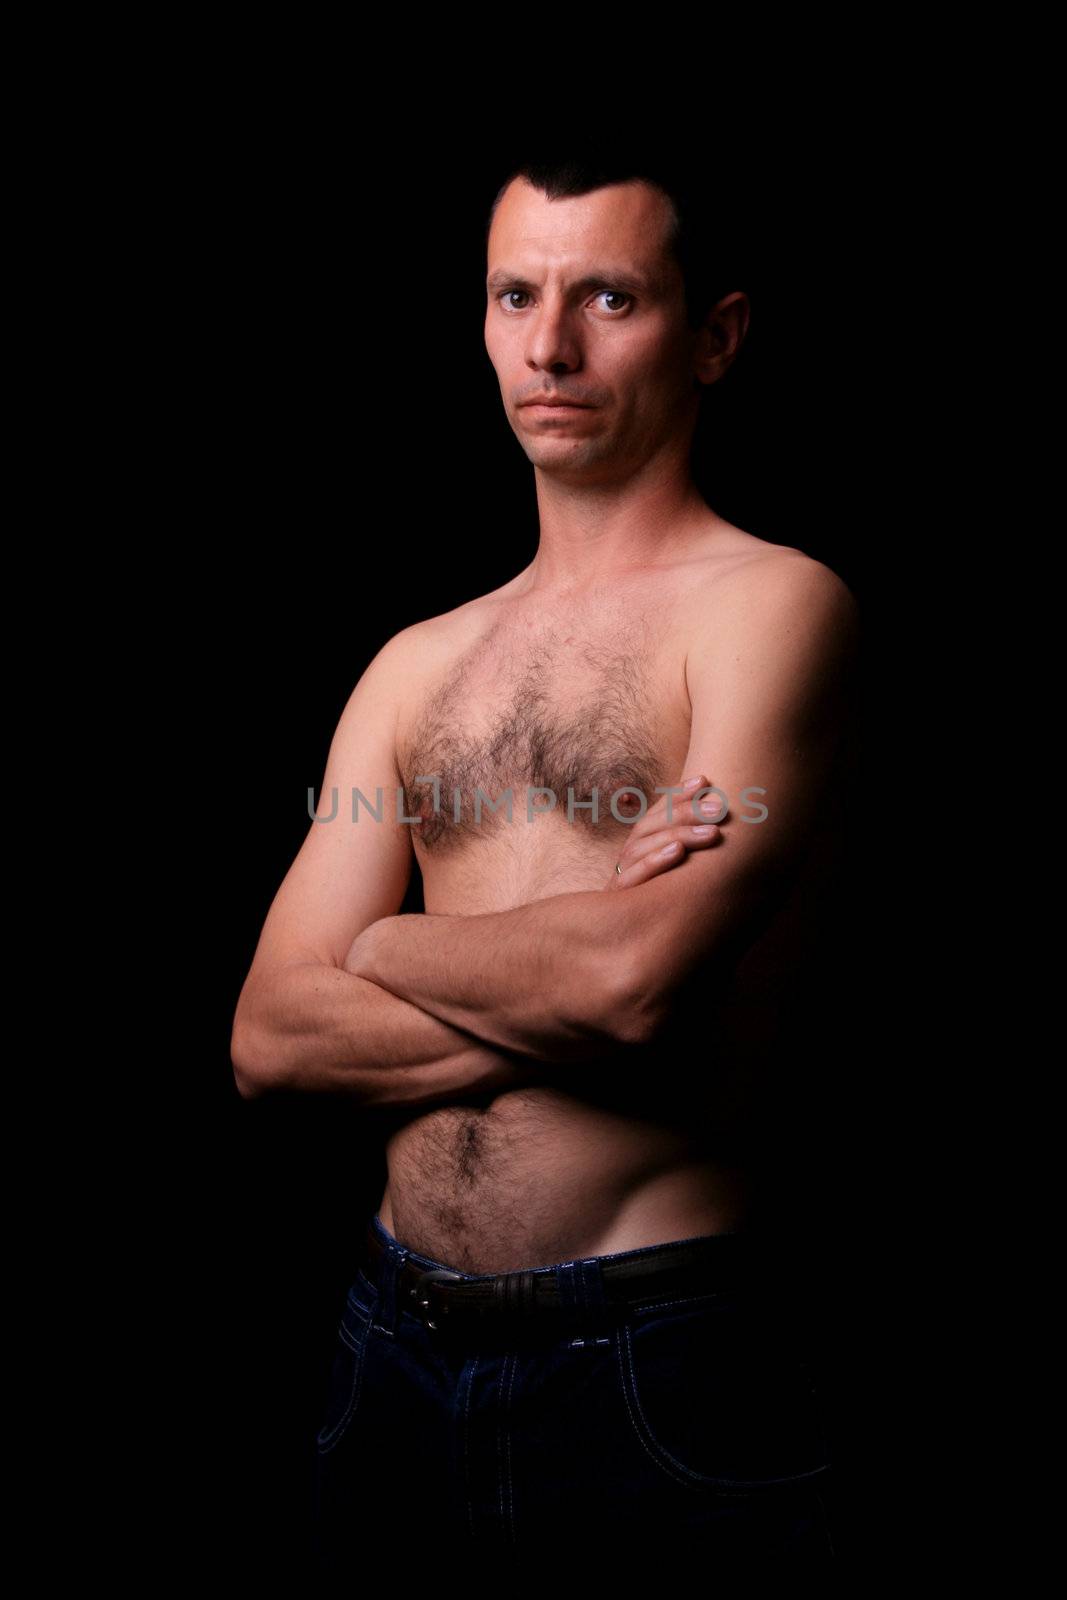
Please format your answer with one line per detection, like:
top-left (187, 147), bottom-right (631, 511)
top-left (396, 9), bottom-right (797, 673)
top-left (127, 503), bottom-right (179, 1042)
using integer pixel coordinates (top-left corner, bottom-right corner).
top-left (311, 1211), bottom-right (835, 1559)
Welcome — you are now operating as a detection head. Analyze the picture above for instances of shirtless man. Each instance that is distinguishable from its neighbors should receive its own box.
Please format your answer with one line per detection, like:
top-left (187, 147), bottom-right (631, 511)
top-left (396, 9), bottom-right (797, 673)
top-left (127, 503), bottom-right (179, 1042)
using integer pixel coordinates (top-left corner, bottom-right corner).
top-left (231, 158), bottom-right (859, 1555)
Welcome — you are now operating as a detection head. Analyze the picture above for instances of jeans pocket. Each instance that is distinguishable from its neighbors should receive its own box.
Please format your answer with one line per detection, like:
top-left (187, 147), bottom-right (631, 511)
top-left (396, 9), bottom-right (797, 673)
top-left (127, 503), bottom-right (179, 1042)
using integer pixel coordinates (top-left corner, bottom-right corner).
top-left (315, 1277), bottom-right (379, 1456)
top-left (617, 1292), bottom-right (831, 1493)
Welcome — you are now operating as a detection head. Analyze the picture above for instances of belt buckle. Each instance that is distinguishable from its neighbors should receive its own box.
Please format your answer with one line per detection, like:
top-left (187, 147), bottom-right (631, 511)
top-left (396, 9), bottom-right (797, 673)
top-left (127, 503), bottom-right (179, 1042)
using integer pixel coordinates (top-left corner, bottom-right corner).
top-left (410, 1267), bottom-right (465, 1331)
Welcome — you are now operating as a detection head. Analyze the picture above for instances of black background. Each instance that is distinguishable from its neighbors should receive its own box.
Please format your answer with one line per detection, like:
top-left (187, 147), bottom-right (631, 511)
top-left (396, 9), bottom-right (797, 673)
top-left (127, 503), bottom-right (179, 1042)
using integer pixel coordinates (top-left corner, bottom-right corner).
top-left (145, 116), bottom-right (932, 1574)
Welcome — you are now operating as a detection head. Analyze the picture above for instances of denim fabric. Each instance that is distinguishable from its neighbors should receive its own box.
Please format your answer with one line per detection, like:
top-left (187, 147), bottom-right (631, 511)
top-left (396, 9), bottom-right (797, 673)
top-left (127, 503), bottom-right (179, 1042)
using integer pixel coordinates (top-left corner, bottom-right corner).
top-left (311, 1211), bottom-right (834, 1560)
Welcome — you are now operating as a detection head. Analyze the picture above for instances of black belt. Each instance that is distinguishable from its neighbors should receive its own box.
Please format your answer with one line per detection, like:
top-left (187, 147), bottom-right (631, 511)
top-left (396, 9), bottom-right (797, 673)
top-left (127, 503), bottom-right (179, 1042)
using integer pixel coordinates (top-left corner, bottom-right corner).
top-left (361, 1218), bottom-right (778, 1335)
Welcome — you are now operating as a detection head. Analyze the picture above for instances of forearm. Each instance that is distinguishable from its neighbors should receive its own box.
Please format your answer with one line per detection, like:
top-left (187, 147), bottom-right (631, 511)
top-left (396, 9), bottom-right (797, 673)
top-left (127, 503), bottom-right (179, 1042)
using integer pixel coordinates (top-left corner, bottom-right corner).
top-left (348, 893), bottom-right (645, 1061)
top-left (231, 960), bottom-right (536, 1108)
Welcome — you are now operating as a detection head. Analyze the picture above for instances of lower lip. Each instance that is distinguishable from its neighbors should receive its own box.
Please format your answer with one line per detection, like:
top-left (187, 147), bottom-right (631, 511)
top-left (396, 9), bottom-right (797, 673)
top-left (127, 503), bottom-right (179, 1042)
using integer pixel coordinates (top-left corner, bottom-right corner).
top-left (522, 404), bottom-right (591, 418)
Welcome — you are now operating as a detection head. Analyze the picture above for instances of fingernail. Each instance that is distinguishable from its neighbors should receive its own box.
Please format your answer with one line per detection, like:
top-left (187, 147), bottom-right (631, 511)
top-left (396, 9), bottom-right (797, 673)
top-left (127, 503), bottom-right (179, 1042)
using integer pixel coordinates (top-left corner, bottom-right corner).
top-left (683, 775), bottom-right (705, 788)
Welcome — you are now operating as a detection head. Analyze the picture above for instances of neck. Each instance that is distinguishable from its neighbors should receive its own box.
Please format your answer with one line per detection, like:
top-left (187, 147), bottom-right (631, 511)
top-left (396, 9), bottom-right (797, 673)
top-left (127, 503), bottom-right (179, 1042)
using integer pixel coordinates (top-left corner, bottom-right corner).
top-left (522, 455), bottom-right (714, 595)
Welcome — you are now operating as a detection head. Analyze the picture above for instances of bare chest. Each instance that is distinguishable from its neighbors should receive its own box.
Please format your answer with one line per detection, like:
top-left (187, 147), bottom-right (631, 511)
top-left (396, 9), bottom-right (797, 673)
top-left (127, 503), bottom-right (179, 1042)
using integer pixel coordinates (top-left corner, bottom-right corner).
top-left (396, 591), bottom-right (693, 889)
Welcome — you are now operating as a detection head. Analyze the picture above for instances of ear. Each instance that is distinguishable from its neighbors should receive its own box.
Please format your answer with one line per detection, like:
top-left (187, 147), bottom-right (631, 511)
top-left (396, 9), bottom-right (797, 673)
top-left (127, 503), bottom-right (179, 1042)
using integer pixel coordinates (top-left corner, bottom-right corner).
top-left (693, 291), bottom-right (751, 388)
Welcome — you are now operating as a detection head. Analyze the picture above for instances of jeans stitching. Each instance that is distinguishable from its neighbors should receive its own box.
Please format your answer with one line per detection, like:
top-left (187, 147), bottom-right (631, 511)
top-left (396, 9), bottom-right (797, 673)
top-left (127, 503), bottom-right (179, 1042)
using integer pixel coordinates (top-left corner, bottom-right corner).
top-left (617, 1321), bottom-right (832, 1493)
top-left (628, 1289), bottom-right (739, 1315)
top-left (463, 1356), bottom-right (479, 1539)
top-left (505, 1352), bottom-right (519, 1541)
top-left (316, 1294), bottom-right (378, 1454)
top-left (497, 1353), bottom-right (515, 1540)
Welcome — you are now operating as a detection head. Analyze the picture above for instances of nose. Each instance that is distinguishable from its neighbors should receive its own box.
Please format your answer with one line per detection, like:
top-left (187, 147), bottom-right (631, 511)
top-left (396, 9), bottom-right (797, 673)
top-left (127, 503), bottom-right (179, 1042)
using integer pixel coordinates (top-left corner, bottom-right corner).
top-left (524, 294), bottom-right (582, 376)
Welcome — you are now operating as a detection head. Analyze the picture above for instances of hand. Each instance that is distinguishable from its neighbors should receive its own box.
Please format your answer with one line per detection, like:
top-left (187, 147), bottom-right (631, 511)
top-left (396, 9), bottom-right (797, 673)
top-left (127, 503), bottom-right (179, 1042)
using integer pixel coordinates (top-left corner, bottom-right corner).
top-left (341, 918), bottom-right (383, 978)
top-left (602, 772), bottom-right (724, 891)
top-left (471, 1049), bottom-right (549, 1098)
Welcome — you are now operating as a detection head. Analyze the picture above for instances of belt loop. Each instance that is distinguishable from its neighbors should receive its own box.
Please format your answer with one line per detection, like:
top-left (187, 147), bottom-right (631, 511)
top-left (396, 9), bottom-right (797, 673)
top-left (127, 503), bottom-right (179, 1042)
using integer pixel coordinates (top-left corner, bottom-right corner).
top-left (577, 1256), bottom-right (608, 1315)
top-left (375, 1243), bottom-right (409, 1335)
top-left (555, 1256), bottom-right (608, 1324)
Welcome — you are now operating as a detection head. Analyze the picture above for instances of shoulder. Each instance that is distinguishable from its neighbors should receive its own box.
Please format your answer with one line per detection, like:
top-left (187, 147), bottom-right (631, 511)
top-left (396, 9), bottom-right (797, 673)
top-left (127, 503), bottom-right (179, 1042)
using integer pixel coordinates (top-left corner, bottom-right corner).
top-left (682, 538), bottom-right (861, 735)
top-left (736, 550), bottom-right (858, 637)
top-left (367, 582), bottom-right (512, 692)
top-left (688, 534), bottom-right (859, 654)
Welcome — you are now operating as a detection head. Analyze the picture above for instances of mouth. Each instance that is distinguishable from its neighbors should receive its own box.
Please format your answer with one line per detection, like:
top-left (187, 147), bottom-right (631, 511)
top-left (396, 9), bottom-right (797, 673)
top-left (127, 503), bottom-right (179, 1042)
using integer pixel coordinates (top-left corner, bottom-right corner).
top-left (519, 396), bottom-right (592, 409)
top-left (520, 401), bottom-right (593, 417)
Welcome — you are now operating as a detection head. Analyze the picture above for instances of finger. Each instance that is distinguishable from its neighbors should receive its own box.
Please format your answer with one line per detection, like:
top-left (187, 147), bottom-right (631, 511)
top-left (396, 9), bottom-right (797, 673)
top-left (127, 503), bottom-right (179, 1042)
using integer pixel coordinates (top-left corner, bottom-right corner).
top-left (620, 821), bottom-right (721, 870)
top-left (621, 776), bottom-right (722, 840)
top-left (609, 839), bottom-right (690, 890)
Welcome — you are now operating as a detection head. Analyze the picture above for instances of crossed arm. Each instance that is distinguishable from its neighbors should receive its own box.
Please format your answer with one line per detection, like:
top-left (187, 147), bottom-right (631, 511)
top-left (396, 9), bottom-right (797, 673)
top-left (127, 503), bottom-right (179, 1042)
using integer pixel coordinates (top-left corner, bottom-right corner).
top-left (345, 556), bottom-right (859, 1064)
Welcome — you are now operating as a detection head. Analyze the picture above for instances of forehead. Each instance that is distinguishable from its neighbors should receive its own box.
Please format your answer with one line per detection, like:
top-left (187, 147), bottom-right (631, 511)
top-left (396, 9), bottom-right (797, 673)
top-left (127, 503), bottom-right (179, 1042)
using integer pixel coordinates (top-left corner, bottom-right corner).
top-left (487, 176), bottom-right (677, 283)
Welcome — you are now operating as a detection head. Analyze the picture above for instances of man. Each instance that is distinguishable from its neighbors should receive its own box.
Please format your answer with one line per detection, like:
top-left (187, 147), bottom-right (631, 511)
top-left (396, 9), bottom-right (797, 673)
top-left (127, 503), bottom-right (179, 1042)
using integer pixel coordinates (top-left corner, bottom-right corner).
top-left (231, 155), bottom-right (859, 1557)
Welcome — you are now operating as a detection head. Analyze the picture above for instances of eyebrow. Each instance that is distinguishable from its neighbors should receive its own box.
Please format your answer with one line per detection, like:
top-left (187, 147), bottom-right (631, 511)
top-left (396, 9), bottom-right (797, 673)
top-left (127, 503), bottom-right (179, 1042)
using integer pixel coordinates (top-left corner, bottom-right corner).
top-left (486, 266), bottom-right (660, 297)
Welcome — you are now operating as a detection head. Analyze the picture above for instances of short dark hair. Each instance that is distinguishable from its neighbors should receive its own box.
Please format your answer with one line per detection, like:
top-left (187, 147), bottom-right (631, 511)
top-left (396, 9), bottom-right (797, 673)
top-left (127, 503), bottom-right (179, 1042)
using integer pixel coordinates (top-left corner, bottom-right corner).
top-left (486, 150), bottom-right (740, 332)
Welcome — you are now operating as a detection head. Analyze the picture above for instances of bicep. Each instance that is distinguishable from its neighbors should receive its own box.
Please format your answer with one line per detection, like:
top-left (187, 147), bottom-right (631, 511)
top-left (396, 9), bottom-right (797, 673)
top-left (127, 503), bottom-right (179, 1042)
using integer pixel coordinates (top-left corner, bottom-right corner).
top-left (242, 632), bottom-right (417, 983)
top-left (625, 557), bottom-right (860, 1016)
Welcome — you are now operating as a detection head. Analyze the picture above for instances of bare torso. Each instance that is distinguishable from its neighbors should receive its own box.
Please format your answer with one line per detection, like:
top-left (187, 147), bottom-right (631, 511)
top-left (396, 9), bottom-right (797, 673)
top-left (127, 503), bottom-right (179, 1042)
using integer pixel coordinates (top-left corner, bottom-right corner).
top-left (377, 520), bottom-right (849, 1272)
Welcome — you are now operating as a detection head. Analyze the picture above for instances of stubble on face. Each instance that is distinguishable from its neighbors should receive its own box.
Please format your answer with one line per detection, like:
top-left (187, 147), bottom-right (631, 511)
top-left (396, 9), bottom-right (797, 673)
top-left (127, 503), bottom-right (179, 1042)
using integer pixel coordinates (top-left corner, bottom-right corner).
top-left (484, 178), bottom-right (697, 482)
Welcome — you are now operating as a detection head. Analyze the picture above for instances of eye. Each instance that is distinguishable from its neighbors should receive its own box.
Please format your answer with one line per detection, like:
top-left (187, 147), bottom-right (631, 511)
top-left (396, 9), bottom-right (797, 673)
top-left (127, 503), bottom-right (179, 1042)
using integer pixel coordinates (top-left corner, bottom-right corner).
top-left (495, 288), bottom-right (634, 315)
top-left (594, 290), bottom-right (632, 315)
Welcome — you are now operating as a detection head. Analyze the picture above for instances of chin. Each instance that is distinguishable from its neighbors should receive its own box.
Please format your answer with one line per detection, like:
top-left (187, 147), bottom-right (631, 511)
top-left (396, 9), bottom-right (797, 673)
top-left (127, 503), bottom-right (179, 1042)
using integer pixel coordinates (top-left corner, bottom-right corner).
top-left (514, 427), bottom-right (600, 461)
top-left (524, 441), bottom-right (596, 468)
